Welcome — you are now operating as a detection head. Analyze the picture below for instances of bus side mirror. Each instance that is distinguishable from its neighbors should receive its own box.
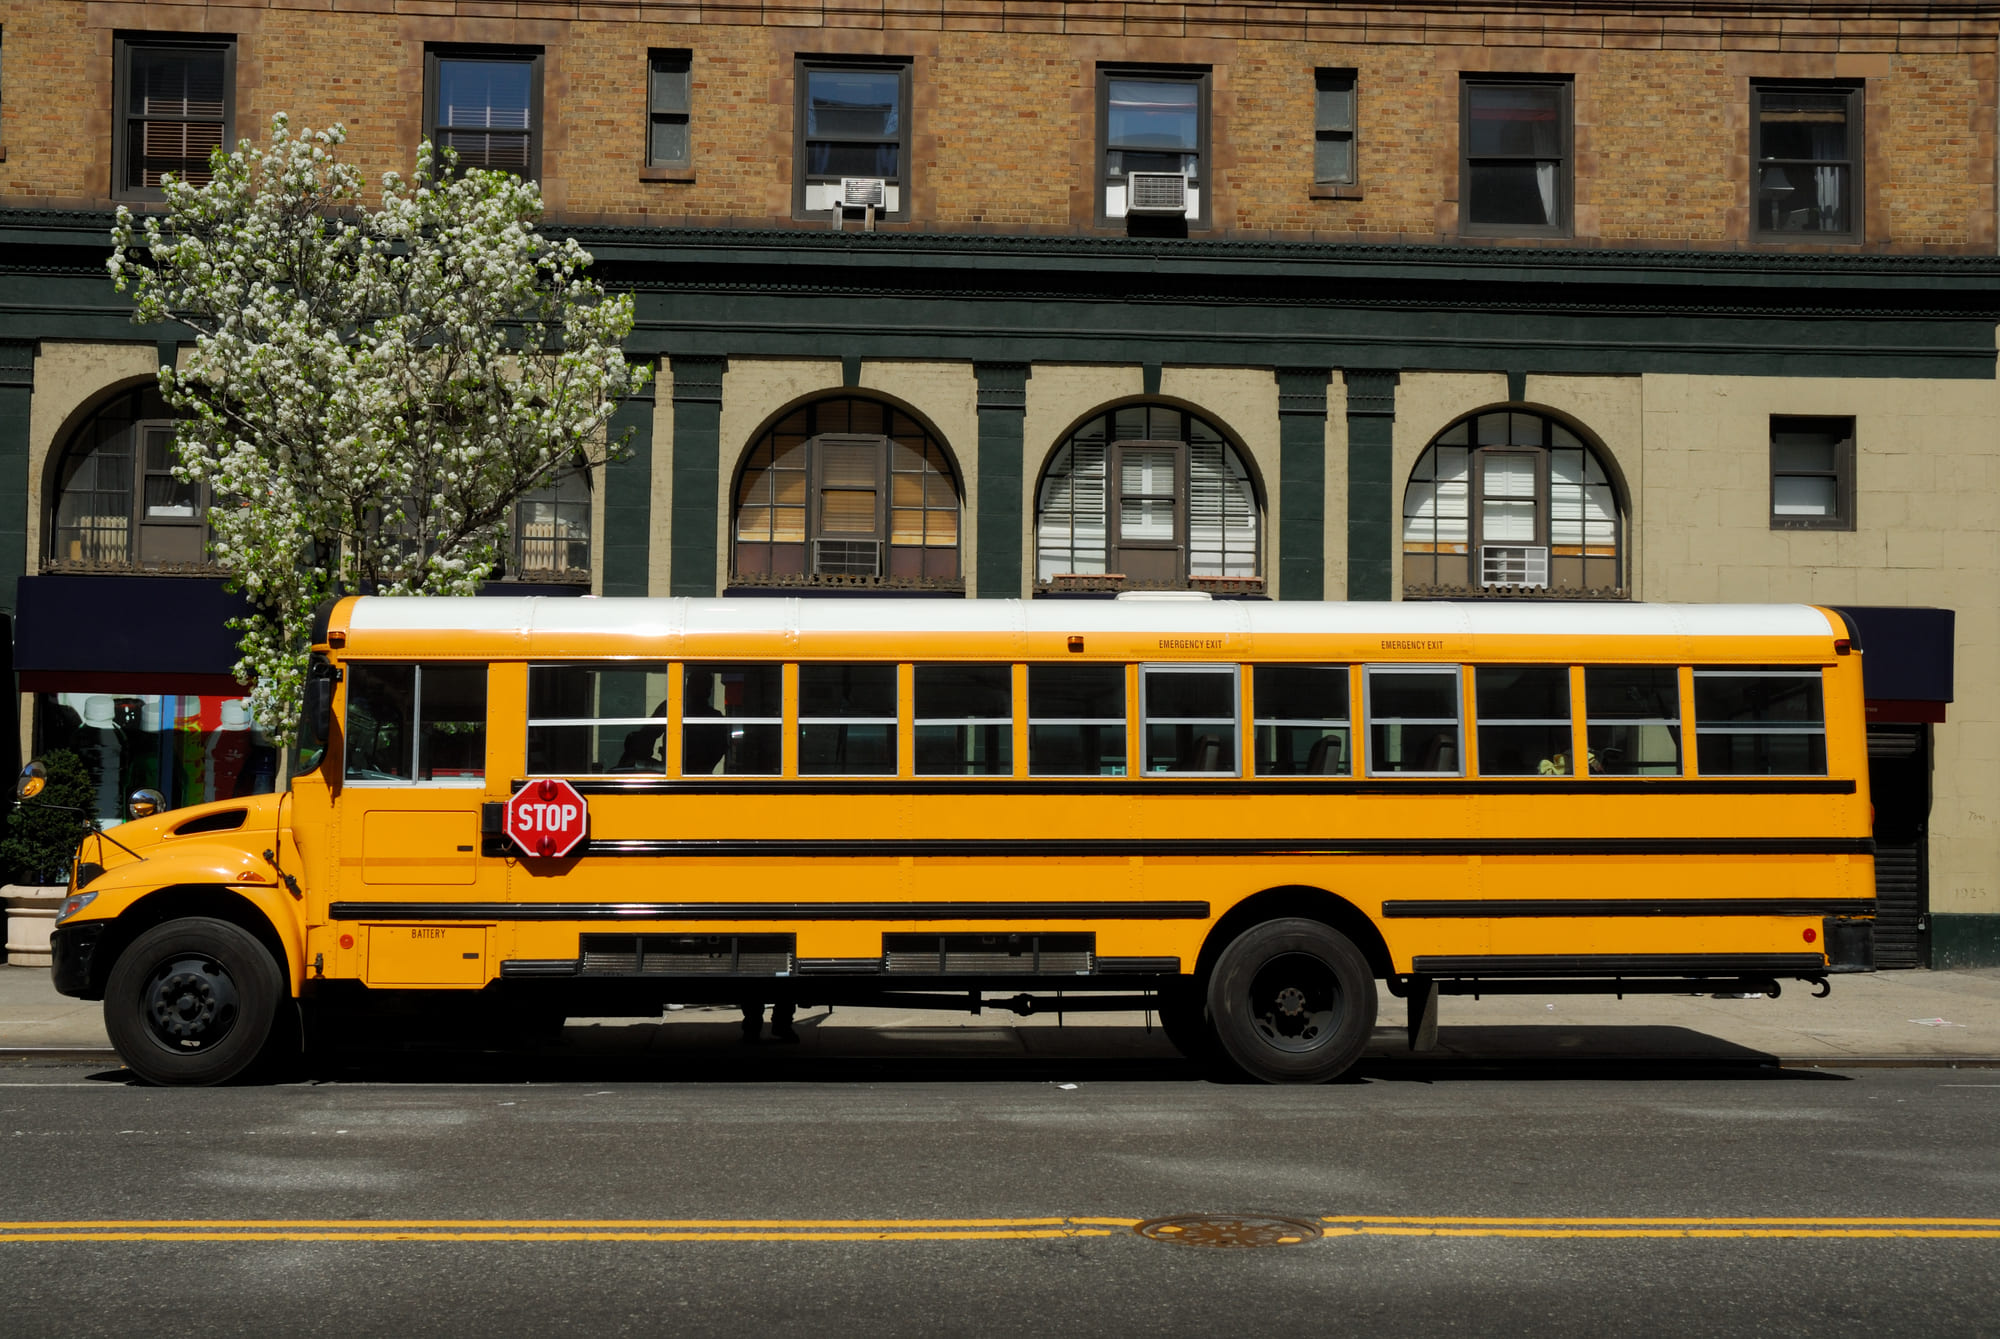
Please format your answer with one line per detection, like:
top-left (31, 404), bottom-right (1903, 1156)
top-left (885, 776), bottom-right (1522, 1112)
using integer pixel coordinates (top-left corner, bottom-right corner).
top-left (302, 679), bottom-right (336, 750)
top-left (16, 760), bottom-right (46, 800)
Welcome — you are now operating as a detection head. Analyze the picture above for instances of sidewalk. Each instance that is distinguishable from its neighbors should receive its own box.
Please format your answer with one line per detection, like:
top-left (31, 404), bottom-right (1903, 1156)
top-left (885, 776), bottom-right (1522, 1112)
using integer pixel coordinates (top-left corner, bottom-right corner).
top-left (3, 961), bottom-right (1997, 1067)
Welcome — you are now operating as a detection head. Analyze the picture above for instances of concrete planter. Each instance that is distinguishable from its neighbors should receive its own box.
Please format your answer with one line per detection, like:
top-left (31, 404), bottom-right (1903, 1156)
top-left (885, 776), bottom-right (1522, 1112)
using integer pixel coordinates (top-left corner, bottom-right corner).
top-left (2, 886), bottom-right (69, 969)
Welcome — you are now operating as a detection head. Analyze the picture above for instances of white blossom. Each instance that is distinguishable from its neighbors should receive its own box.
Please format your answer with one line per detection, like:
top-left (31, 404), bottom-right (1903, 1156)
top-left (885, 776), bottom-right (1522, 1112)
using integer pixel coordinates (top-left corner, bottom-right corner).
top-left (110, 117), bottom-right (649, 731)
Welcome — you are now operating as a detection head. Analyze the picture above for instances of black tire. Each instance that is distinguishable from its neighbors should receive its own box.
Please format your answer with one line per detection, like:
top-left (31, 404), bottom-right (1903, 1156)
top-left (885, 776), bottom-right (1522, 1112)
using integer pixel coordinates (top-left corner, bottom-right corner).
top-left (103, 917), bottom-right (284, 1086)
top-left (1206, 918), bottom-right (1376, 1084)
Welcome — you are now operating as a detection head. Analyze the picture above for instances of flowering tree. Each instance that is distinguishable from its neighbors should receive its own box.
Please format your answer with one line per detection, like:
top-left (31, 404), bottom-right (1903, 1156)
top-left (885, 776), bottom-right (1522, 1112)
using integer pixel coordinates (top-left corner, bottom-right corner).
top-left (109, 116), bottom-right (648, 730)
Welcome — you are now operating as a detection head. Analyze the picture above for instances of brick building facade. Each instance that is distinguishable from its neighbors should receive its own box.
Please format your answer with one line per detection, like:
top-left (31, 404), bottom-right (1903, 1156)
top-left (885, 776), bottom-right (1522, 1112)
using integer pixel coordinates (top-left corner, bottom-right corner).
top-left (0, 0), bottom-right (1992, 963)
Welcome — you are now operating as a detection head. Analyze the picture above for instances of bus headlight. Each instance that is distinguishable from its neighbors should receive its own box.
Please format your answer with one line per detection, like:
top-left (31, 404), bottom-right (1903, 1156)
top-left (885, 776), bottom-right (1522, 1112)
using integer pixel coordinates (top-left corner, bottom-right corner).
top-left (55, 891), bottom-right (97, 925)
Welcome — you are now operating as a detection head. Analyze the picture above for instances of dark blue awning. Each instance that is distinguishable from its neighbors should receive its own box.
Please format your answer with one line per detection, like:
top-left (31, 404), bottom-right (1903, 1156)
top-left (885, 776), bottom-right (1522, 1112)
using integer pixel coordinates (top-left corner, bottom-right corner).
top-left (1830, 605), bottom-right (1954, 722)
top-left (14, 575), bottom-right (254, 694)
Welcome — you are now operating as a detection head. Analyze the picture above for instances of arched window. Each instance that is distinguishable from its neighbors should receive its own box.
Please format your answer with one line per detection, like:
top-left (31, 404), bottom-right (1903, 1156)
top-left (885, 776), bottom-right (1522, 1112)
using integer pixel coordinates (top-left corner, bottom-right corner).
top-left (1402, 410), bottom-right (1624, 599)
top-left (510, 466), bottom-right (591, 583)
top-left (47, 385), bottom-right (213, 571)
top-left (1036, 403), bottom-right (1259, 592)
top-left (733, 397), bottom-right (960, 587)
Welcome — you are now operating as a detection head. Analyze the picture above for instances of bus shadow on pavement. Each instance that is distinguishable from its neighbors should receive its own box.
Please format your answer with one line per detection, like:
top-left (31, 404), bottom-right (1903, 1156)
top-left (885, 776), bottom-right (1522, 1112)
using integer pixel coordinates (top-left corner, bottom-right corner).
top-left (1356, 1024), bottom-right (1850, 1082)
top-left (67, 1018), bottom-right (1849, 1086)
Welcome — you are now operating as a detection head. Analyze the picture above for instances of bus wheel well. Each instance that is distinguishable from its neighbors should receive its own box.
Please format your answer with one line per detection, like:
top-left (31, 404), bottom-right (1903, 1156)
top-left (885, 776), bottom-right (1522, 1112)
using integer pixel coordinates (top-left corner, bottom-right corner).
top-left (87, 886), bottom-right (291, 1000)
top-left (1195, 886), bottom-right (1392, 985)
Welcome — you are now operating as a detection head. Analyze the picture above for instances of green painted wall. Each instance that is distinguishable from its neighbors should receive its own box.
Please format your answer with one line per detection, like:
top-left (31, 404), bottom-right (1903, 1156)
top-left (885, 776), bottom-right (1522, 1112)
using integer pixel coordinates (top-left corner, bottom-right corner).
top-left (973, 364), bottom-right (1028, 599)
top-left (0, 341), bottom-right (32, 615)
top-left (600, 367), bottom-right (656, 600)
top-left (1930, 914), bottom-right (2000, 969)
top-left (1276, 368), bottom-right (1330, 602)
top-left (1343, 370), bottom-right (1398, 602)
top-left (669, 355), bottom-right (725, 598)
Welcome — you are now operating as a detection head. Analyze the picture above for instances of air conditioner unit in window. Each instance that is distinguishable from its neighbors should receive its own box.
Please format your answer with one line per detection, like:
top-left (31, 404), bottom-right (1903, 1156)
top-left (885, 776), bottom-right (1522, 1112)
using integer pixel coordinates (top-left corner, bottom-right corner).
top-left (1479, 544), bottom-right (1550, 589)
top-left (812, 538), bottom-right (882, 577)
top-left (840, 177), bottom-right (887, 208)
top-left (1126, 172), bottom-right (1190, 214)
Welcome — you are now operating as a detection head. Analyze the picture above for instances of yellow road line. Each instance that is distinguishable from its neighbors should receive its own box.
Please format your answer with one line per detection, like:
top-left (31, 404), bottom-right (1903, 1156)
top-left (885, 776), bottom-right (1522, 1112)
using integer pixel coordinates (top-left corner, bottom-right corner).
top-left (0, 1215), bottom-right (1992, 1245)
top-left (1319, 1216), bottom-right (2000, 1239)
top-left (0, 1217), bottom-right (1124, 1231)
top-left (0, 1229), bottom-right (1119, 1244)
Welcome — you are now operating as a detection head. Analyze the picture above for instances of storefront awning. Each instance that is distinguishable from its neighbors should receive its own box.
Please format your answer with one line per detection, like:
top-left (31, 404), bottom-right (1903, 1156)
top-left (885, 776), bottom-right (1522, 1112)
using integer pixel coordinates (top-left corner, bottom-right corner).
top-left (13, 575), bottom-right (255, 695)
top-left (1831, 605), bottom-right (1955, 723)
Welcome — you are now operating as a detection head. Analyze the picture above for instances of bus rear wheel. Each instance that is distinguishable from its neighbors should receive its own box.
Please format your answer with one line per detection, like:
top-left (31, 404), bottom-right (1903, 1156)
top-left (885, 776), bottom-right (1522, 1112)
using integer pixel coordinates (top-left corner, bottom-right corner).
top-left (104, 918), bottom-right (284, 1086)
top-left (1206, 918), bottom-right (1375, 1084)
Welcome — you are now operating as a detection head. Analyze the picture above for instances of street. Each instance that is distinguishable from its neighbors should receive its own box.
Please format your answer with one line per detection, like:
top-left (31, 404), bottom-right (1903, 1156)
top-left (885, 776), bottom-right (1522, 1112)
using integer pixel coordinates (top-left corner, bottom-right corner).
top-left (2, 1033), bottom-right (1996, 1337)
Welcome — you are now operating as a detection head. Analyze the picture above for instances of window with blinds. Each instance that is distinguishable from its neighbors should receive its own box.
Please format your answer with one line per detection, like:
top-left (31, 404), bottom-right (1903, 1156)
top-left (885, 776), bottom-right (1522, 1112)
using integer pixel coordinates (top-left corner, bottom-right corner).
top-left (1402, 410), bottom-right (1622, 599)
top-left (115, 39), bottom-right (233, 199)
top-left (427, 48), bottom-right (541, 178)
top-left (1036, 404), bottom-right (1260, 591)
top-left (733, 397), bottom-right (961, 587)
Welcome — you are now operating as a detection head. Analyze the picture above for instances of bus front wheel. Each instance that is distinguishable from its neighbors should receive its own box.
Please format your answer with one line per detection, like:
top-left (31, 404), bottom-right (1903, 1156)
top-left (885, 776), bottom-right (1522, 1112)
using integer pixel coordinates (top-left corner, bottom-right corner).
top-left (1206, 919), bottom-right (1375, 1084)
top-left (104, 917), bottom-right (284, 1086)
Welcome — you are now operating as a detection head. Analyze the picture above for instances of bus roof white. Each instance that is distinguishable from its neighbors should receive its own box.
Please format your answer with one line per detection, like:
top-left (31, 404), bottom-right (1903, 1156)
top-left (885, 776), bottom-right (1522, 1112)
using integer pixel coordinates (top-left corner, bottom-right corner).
top-left (341, 597), bottom-right (1840, 643)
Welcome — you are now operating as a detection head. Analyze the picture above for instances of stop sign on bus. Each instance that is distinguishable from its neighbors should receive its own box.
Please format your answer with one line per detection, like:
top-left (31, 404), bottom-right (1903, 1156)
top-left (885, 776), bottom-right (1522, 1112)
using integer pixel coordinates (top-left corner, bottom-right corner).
top-left (505, 778), bottom-right (589, 858)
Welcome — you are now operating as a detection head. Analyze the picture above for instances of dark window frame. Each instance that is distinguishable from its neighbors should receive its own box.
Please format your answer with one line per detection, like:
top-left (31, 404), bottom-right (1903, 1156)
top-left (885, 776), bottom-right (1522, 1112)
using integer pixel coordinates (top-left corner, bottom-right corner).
top-left (46, 386), bottom-right (218, 571)
top-left (1095, 64), bottom-right (1212, 229)
top-left (1752, 79), bottom-right (1863, 245)
top-left (792, 56), bottom-right (913, 223)
top-left (423, 44), bottom-right (545, 181)
top-left (1312, 68), bottom-right (1357, 194)
top-left (111, 33), bottom-right (236, 203)
top-left (1769, 415), bottom-right (1857, 532)
top-left (1458, 74), bottom-right (1573, 239)
top-left (647, 48), bottom-right (692, 173)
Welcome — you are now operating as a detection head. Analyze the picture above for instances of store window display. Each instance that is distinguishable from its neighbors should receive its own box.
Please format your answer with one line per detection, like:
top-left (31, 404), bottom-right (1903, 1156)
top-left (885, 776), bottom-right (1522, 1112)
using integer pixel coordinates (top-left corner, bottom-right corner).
top-left (34, 692), bottom-right (279, 825)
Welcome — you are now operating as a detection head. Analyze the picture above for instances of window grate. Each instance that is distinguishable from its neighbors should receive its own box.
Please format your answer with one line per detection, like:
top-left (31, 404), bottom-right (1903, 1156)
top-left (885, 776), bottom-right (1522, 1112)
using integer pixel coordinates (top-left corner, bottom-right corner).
top-left (1127, 172), bottom-right (1190, 213)
top-left (1479, 544), bottom-right (1549, 588)
top-left (813, 538), bottom-right (881, 577)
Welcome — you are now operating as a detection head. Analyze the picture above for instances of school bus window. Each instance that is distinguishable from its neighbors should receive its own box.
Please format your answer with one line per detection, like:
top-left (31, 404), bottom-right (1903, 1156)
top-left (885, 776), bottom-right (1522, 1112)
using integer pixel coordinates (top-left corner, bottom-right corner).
top-left (1694, 668), bottom-right (1827, 776)
top-left (1252, 665), bottom-right (1350, 776)
top-left (914, 664), bottom-right (1013, 776)
top-left (1365, 666), bottom-right (1462, 776)
top-left (1476, 666), bottom-right (1573, 775)
top-left (1142, 664), bottom-right (1238, 775)
top-left (1029, 664), bottom-right (1126, 776)
top-left (1584, 665), bottom-right (1681, 775)
top-left (344, 663), bottom-right (487, 784)
top-left (527, 663), bottom-right (673, 774)
top-left (683, 663), bottom-right (783, 776)
top-left (798, 663), bottom-right (898, 776)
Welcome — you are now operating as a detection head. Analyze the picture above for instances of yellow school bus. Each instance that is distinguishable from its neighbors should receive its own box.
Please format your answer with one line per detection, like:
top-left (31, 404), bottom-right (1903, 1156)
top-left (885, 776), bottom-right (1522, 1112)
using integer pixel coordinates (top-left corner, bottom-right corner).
top-left (44, 595), bottom-right (1874, 1085)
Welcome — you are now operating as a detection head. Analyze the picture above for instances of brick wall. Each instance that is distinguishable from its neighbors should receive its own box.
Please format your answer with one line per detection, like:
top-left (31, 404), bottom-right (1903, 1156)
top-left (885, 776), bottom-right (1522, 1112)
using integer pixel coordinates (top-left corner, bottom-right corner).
top-left (1, 0), bottom-right (1991, 250)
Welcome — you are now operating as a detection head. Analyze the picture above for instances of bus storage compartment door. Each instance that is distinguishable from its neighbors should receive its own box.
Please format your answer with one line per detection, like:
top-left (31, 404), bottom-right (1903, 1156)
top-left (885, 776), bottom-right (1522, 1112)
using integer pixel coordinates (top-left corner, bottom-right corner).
top-left (1824, 916), bottom-right (1875, 973)
top-left (362, 810), bottom-right (479, 885)
top-left (366, 925), bottom-right (489, 986)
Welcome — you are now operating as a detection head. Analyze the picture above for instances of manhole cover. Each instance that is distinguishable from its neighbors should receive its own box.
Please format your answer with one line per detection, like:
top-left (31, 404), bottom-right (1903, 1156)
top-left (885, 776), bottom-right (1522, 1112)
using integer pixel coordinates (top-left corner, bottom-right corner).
top-left (1134, 1214), bottom-right (1323, 1248)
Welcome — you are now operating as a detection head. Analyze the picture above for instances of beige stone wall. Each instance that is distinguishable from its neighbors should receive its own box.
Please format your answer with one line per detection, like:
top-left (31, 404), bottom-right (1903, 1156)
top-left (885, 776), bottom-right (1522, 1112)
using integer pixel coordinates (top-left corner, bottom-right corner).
top-left (646, 362), bottom-right (676, 597)
top-left (857, 361), bottom-right (982, 592)
top-left (1388, 372), bottom-right (1511, 597)
top-left (714, 358), bottom-right (846, 591)
top-left (1322, 378), bottom-right (1350, 600)
top-left (1021, 364), bottom-right (1145, 599)
top-left (1638, 372), bottom-right (2000, 918)
top-left (26, 343), bottom-right (166, 570)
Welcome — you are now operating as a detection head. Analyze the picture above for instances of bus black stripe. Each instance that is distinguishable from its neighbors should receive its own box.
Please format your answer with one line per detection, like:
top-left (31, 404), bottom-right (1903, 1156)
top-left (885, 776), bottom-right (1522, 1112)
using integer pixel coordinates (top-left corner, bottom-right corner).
top-left (535, 777), bottom-right (1858, 798)
top-left (575, 837), bottom-right (1874, 859)
top-left (329, 901), bottom-right (1212, 923)
top-left (1383, 898), bottom-right (1878, 919)
top-left (1411, 953), bottom-right (1829, 977)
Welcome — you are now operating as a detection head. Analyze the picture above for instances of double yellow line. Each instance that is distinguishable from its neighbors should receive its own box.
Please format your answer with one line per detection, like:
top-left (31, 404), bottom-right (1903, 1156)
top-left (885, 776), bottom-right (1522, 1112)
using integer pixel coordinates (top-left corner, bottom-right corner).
top-left (0, 1217), bottom-right (1141, 1245)
top-left (1322, 1216), bottom-right (2000, 1240)
top-left (1, 1215), bottom-right (1995, 1245)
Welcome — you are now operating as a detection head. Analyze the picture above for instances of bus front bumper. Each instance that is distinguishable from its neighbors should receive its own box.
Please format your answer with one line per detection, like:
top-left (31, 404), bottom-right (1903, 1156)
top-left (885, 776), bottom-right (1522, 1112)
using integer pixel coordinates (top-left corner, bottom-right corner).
top-left (51, 921), bottom-right (107, 999)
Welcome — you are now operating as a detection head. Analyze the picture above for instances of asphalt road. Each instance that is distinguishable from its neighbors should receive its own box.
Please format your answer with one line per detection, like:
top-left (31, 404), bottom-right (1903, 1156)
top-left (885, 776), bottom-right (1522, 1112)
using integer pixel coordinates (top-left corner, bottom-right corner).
top-left (1, 1048), bottom-right (1996, 1338)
